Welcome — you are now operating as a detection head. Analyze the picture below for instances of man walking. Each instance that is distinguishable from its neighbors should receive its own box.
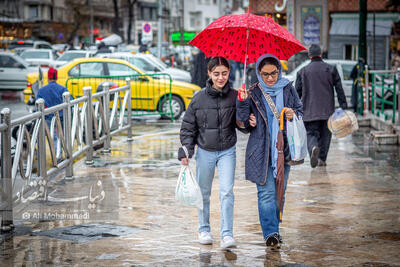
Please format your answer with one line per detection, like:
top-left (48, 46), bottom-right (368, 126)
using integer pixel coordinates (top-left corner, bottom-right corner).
top-left (295, 44), bottom-right (347, 168)
top-left (37, 67), bottom-right (71, 156)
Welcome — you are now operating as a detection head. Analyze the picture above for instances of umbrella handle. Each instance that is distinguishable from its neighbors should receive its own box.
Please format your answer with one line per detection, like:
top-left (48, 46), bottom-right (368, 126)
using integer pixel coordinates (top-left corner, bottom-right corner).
top-left (280, 108), bottom-right (287, 131)
top-left (238, 83), bottom-right (246, 101)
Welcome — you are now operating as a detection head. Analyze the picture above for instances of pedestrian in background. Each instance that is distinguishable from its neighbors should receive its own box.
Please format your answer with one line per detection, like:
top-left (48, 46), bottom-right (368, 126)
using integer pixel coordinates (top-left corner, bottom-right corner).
top-left (350, 58), bottom-right (365, 113)
top-left (190, 50), bottom-right (209, 88)
top-left (36, 67), bottom-right (72, 157)
top-left (295, 44), bottom-right (348, 168)
top-left (237, 54), bottom-right (303, 250)
top-left (178, 57), bottom-right (247, 249)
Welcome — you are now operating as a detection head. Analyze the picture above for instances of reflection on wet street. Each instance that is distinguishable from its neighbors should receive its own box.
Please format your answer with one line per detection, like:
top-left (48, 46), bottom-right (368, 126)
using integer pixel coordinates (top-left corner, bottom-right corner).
top-left (1, 121), bottom-right (400, 266)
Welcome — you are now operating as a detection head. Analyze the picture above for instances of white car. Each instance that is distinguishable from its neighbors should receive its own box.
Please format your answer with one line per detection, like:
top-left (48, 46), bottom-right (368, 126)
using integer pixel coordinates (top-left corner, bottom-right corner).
top-left (98, 52), bottom-right (192, 83)
top-left (20, 49), bottom-right (57, 69)
top-left (54, 50), bottom-right (96, 68)
top-left (284, 59), bottom-right (357, 107)
top-left (0, 52), bottom-right (36, 90)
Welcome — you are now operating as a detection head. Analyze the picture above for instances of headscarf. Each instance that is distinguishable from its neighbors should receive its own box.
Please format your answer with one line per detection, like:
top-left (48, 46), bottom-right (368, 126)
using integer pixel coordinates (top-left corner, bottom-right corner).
top-left (256, 54), bottom-right (289, 177)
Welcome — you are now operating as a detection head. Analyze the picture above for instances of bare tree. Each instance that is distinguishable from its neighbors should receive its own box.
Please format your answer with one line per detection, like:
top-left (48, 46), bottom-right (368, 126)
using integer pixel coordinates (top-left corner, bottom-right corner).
top-left (112, 0), bottom-right (123, 38)
top-left (127, 0), bottom-right (137, 44)
top-left (67, 1), bottom-right (87, 44)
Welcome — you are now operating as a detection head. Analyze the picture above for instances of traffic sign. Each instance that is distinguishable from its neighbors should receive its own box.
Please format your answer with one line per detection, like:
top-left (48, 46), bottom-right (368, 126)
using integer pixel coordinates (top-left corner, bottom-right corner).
top-left (142, 22), bottom-right (153, 43)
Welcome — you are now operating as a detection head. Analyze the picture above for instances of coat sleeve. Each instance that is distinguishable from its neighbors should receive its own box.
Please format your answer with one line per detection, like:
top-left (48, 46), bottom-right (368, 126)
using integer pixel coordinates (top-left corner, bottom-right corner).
top-left (236, 97), bottom-right (251, 130)
top-left (178, 99), bottom-right (198, 160)
top-left (288, 83), bottom-right (303, 118)
top-left (295, 69), bottom-right (303, 99)
top-left (332, 66), bottom-right (348, 109)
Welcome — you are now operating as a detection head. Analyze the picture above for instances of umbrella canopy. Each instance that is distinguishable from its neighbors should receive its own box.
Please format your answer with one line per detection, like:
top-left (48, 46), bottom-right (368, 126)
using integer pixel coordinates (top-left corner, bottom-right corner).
top-left (189, 12), bottom-right (306, 63)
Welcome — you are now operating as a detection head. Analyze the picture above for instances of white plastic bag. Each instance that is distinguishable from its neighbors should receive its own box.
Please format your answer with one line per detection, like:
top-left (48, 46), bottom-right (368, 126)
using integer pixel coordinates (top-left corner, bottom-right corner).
top-left (175, 147), bottom-right (203, 210)
top-left (328, 108), bottom-right (359, 138)
top-left (286, 114), bottom-right (308, 162)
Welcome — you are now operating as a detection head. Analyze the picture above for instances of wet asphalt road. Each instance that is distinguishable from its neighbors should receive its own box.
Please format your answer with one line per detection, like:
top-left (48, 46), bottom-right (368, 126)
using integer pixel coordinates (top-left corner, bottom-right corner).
top-left (1, 119), bottom-right (400, 266)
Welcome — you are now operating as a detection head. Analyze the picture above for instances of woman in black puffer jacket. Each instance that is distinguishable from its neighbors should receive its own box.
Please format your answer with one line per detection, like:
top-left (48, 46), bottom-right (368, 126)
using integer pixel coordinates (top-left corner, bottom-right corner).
top-left (178, 57), bottom-right (253, 250)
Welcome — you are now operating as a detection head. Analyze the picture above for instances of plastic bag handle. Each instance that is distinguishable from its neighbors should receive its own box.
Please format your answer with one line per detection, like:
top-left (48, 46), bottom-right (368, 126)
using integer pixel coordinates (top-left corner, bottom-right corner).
top-left (182, 146), bottom-right (189, 159)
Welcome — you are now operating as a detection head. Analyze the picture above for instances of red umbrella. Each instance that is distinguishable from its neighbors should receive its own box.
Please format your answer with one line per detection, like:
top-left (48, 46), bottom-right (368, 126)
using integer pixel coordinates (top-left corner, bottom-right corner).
top-left (189, 8), bottom-right (306, 99)
top-left (189, 11), bottom-right (305, 63)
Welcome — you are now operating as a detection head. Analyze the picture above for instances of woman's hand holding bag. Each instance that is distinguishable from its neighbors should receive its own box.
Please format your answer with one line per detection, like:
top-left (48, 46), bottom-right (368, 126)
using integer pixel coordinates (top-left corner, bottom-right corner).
top-left (175, 146), bottom-right (204, 210)
top-left (286, 113), bottom-right (308, 164)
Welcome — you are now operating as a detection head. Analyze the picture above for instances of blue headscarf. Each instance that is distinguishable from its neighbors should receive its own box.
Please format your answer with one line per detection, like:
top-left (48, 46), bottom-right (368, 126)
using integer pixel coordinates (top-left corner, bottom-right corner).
top-left (256, 54), bottom-right (289, 177)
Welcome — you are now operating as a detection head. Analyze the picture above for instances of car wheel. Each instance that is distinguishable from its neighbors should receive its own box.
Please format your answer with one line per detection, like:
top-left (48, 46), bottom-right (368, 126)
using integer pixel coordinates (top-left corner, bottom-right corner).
top-left (159, 95), bottom-right (184, 120)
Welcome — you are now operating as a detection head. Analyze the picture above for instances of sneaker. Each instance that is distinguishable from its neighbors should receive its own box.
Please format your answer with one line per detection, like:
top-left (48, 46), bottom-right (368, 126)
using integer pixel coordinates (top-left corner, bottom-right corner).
top-left (198, 232), bottom-right (213, 245)
top-left (265, 234), bottom-right (280, 250)
top-left (317, 159), bottom-right (327, 167)
top-left (221, 236), bottom-right (236, 249)
top-left (310, 146), bottom-right (320, 168)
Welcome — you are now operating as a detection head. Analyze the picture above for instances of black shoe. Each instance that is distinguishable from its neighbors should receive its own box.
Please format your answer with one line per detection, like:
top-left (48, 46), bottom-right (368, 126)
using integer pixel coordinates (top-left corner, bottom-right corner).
top-left (265, 234), bottom-right (280, 250)
top-left (317, 159), bottom-right (326, 167)
top-left (310, 146), bottom-right (320, 168)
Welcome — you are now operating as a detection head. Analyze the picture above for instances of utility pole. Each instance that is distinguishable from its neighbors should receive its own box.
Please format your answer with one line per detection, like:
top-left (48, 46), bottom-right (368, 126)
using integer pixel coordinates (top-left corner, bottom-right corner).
top-left (359, 0), bottom-right (367, 63)
top-left (180, 0), bottom-right (184, 45)
top-left (157, 0), bottom-right (163, 58)
top-left (89, 0), bottom-right (94, 45)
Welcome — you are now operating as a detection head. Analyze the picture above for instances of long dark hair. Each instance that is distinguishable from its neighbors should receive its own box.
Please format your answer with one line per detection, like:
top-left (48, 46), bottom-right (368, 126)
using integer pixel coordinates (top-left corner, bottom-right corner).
top-left (207, 57), bottom-right (230, 72)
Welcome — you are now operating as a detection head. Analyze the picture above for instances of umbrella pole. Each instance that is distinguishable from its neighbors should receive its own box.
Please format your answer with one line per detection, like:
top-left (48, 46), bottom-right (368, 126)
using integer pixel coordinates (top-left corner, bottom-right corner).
top-left (239, 7), bottom-right (251, 101)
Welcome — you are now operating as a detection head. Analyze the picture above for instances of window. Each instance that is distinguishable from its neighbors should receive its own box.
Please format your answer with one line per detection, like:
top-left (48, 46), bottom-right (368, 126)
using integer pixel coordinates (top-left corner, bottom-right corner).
top-left (190, 17), bottom-right (195, 28)
top-left (143, 7), bottom-right (150, 21)
top-left (133, 58), bottom-right (160, 72)
top-left (107, 63), bottom-right (139, 76)
top-left (344, 44), bottom-right (358, 61)
top-left (0, 55), bottom-right (18, 68)
top-left (21, 51), bottom-right (50, 59)
top-left (205, 18), bottom-right (210, 25)
top-left (342, 64), bottom-right (354, 81)
top-left (28, 5), bottom-right (38, 19)
top-left (69, 62), bottom-right (104, 77)
top-left (37, 44), bottom-right (51, 49)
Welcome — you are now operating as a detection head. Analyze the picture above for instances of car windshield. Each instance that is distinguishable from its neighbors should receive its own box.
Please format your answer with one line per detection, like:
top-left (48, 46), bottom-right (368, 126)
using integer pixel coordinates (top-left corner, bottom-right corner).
top-left (57, 52), bottom-right (85, 61)
top-left (146, 55), bottom-right (167, 69)
top-left (21, 51), bottom-right (50, 59)
top-left (132, 57), bottom-right (161, 72)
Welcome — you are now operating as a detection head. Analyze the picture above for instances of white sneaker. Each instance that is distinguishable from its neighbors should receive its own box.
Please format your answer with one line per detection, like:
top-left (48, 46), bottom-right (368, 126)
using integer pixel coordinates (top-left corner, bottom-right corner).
top-left (221, 236), bottom-right (236, 249)
top-left (198, 232), bottom-right (213, 245)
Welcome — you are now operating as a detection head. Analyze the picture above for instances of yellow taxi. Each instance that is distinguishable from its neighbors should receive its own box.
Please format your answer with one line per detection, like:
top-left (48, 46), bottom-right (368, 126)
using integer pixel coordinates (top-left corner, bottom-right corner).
top-left (25, 58), bottom-right (201, 119)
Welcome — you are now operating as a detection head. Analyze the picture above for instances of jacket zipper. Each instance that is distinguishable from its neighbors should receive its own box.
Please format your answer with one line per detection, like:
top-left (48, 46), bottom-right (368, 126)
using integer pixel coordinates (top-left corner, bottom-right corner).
top-left (250, 93), bottom-right (270, 186)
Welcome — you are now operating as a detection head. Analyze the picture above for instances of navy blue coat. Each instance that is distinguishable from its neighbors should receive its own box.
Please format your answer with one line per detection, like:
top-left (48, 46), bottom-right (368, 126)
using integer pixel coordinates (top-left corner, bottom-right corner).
top-left (236, 82), bottom-right (303, 185)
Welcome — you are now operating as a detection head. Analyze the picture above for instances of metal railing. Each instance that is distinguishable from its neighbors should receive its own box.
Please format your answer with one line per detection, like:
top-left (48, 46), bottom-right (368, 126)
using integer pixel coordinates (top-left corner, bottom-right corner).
top-left (0, 79), bottom-right (133, 232)
top-left (64, 73), bottom-right (174, 120)
top-left (364, 69), bottom-right (399, 124)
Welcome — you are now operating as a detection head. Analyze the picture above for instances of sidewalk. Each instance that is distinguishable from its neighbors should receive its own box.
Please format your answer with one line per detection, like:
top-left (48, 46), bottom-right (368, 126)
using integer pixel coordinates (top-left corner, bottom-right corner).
top-left (1, 121), bottom-right (400, 266)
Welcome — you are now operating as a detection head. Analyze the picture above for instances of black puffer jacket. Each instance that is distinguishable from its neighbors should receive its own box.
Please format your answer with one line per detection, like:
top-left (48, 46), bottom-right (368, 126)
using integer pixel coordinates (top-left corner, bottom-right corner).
top-left (178, 79), bottom-right (239, 160)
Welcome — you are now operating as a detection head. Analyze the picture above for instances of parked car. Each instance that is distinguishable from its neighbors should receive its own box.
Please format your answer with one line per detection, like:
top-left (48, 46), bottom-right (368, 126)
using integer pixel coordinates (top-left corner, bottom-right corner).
top-left (24, 58), bottom-right (200, 119)
top-left (54, 50), bottom-right (96, 68)
top-left (98, 52), bottom-right (192, 83)
top-left (284, 59), bottom-right (357, 107)
top-left (20, 49), bottom-right (57, 69)
top-left (0, 52), bottom-right (36, 90)
top-left (8, 40), bottom-right (53, 55)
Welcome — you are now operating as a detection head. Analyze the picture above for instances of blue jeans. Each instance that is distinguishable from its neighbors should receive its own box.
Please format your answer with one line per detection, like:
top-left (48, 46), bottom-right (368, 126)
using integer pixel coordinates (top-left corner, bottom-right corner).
top-left (256, 162), bottom-right (290, 239)
top-left (195, 146), bottom-right (236, 238)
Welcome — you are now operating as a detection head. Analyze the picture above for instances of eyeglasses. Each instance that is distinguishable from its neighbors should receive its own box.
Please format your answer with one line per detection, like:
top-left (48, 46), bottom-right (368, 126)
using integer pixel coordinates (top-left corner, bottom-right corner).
top-left (260, 71), bottom-right (279, 79)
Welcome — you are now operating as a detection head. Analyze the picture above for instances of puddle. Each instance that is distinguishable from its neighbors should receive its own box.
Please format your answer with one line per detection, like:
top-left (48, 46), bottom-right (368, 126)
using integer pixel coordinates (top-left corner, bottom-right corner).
top-left (33, 223), bottom-right (147, 243)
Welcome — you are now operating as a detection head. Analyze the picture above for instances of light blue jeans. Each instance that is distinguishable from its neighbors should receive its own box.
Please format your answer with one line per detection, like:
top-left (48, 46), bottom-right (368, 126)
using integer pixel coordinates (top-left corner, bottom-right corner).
top-left (256, 160), bottom-right (290, 240)
top-left (195, 146), bottom-right (236, 238)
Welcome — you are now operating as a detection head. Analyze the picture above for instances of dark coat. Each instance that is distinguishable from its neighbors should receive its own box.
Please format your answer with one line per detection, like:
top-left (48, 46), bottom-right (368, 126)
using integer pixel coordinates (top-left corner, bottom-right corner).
top-left (295, 57), bottom-right (347, 122)
top-left (236, 82), bottom-right (303, 185)
top-left (178, 80), bottom-right (241, 160)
